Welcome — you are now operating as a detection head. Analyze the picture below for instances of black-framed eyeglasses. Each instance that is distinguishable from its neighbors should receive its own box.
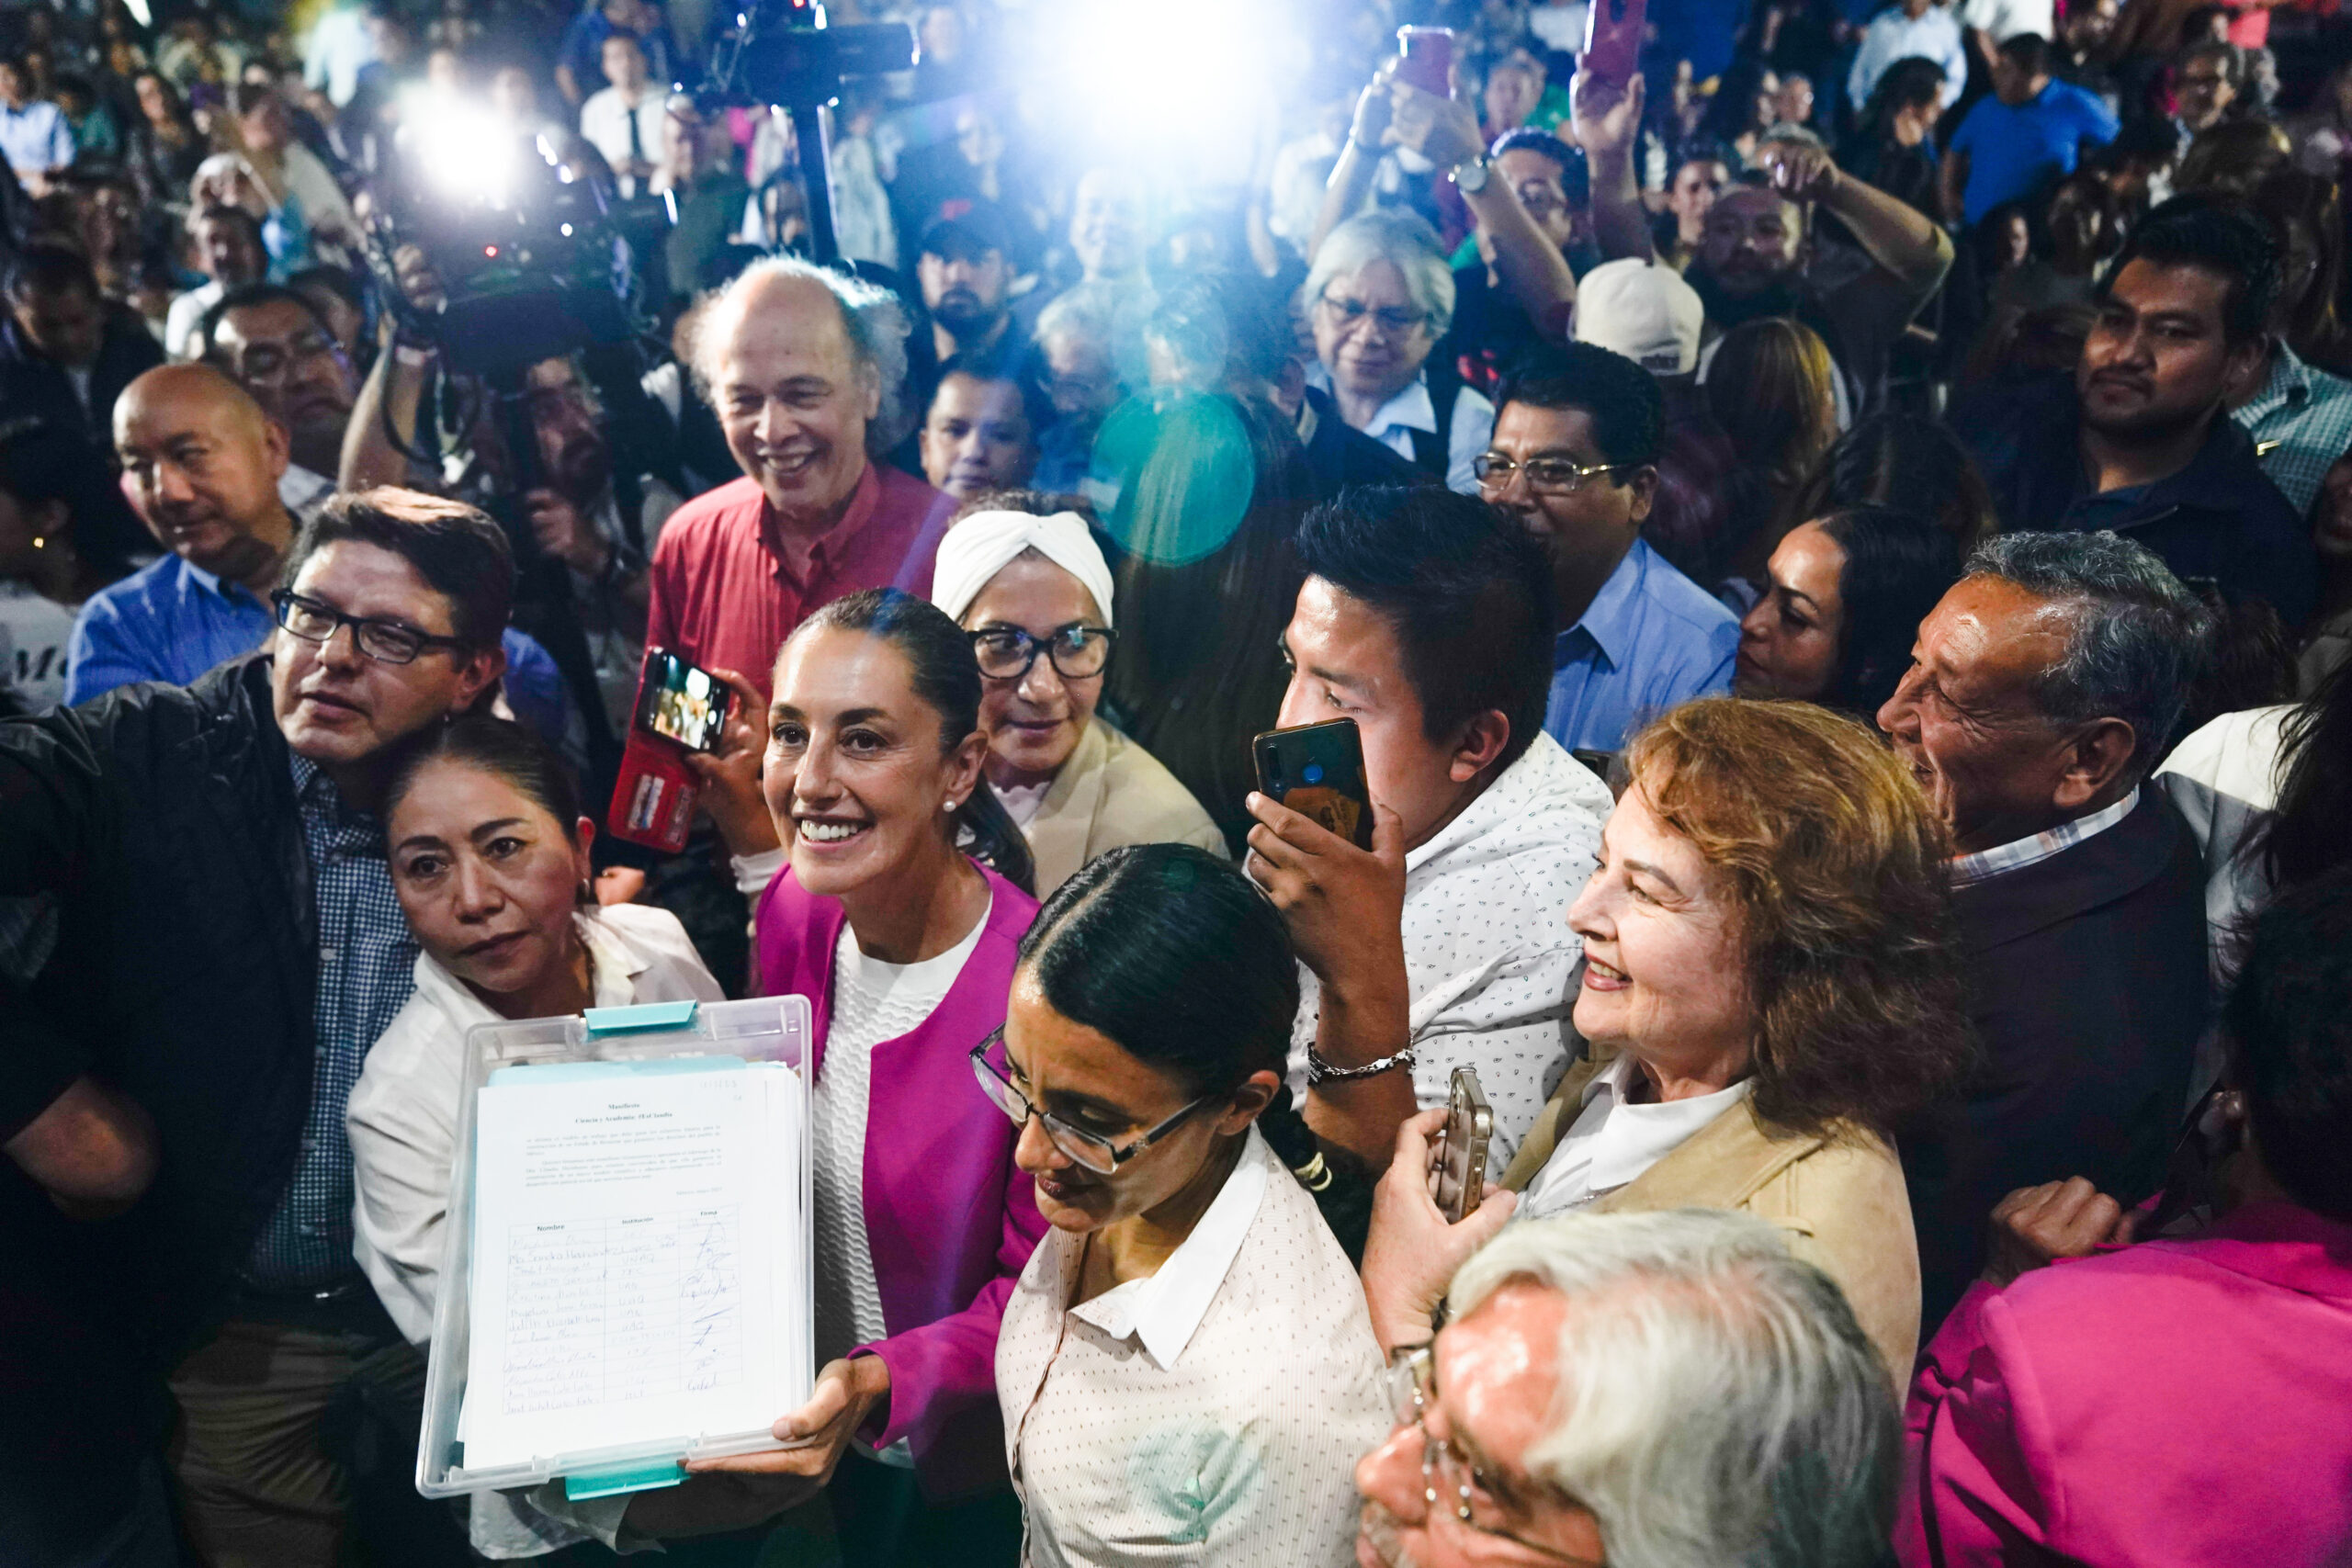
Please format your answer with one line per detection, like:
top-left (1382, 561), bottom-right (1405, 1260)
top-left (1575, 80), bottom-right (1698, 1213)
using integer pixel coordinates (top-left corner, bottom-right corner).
top-left (967, 624), bottom-right (1114, 682)
top-left (1317, 293), bottom-right (1429, 335)
top-left (968, 1029), bottom-right (1214, 1175)
top-left (271, 590), bottom-right (472, 666)
top-left (1473, 453), bottom-right (1634, 494)
top-left (1386, 1343), bottom-right (1601, 1565)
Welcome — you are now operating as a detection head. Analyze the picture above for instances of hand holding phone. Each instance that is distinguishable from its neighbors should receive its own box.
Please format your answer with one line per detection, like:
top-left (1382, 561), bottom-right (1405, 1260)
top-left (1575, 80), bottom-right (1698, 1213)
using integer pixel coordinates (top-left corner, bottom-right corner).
top-left (608, 649), bottom-right (742, 853)
top-left (1429, 1067), bottom-right (1495, 1224)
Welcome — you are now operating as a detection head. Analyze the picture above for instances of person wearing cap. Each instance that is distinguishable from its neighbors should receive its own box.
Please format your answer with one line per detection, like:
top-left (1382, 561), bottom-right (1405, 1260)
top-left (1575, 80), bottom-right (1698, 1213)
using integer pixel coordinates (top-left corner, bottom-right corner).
top-left (932, 499), bottom-right (1224, 896)
top-left (917, 210), bottom-right (1026, 372)
top-left (1575, 257), bottom-right (1743, 587)
top-left (1479, 343), bottom-right (1739, 758)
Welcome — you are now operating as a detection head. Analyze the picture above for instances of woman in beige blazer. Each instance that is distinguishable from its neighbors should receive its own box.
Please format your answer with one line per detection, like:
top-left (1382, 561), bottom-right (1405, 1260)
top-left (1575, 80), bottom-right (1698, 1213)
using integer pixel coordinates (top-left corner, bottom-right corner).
top-left (1360, 699), bottom-right (1972, 1382)
top-left (933, 501), bottom-right (1226, 896)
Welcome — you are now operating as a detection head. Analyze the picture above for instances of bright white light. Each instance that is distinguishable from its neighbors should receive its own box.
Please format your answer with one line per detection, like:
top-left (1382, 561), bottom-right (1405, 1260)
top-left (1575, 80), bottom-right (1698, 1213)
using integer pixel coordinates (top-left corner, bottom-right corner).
top-left (398, 87), bottom-right (523, 203)
top-left (1042, 0), bottom-right (1289, 173)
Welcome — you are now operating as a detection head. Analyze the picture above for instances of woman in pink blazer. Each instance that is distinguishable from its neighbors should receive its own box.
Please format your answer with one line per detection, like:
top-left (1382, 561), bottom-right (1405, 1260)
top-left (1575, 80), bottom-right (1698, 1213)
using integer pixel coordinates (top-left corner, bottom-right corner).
top-left (1899, 870), bottom-right (2352, 1568)
top-left (684, 588), bottom-right (1046, 1563)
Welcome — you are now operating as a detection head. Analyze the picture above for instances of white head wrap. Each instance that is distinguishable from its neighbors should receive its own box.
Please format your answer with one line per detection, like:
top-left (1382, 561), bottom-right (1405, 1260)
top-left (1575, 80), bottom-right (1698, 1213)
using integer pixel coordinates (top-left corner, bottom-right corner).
top-left (929, 510), bottom-right (1116, 628)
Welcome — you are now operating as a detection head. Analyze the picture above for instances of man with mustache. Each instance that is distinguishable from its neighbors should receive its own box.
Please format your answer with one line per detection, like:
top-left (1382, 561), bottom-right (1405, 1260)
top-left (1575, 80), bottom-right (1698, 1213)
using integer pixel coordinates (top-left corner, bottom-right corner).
top-left (4, 488), bottom-right (513, 1564)
top-left (199, 283), bottom-right (357, 510)
top-left (1877, 529), bottom-right (2211, 1333)
top-left (648, 256), bottom-right (952, 729)
top-left (1351, 1209), bottom-right (1900, 1568)
top-left (1958, 199), bottom-right (2314, 624)
top-left (1575, 73), bottom-right (1952, 414)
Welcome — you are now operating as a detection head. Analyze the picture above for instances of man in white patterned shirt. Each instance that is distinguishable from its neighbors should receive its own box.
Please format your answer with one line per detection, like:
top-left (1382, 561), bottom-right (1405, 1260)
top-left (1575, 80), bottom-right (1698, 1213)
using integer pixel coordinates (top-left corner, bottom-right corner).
top-left (1877, 530), bottom-right (2213, 1331)
top-left (1245, 486), bottom-right (1610, 1172)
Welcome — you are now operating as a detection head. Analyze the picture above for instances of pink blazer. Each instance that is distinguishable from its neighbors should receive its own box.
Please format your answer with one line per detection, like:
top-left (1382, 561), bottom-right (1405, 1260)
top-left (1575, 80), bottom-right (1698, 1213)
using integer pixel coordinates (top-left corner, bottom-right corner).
top-left (1899, 1201), bottom-right (2352, 1568)
top-left (754, 862), bottom-right (1047, 1501)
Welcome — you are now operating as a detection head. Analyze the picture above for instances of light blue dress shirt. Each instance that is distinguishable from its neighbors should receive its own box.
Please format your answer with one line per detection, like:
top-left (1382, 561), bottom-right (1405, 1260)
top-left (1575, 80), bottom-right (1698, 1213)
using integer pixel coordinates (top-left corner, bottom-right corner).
top-left (0, 99), bottom-right (76, 178)
top-left (1544, 538), bottom-right (1740, 755)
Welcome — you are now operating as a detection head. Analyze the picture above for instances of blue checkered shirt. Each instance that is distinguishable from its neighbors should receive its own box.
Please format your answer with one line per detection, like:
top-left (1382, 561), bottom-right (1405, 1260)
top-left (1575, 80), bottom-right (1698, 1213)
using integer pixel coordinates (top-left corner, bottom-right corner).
top-left (2234, 344), bottom-right (2352, 521)
top-left (243, 754), bottom-right (420, 1289)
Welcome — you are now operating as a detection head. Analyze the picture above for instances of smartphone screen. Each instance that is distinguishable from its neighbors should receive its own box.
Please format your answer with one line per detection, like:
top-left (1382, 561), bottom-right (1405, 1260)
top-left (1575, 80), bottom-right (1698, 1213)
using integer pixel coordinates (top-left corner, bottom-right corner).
top-left (637, 650), bottom-right (731, 754)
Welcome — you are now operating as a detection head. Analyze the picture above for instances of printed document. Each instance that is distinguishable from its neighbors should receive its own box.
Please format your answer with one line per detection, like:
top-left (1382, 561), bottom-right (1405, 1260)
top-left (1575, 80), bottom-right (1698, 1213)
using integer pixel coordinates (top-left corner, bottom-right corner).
top-left (458, 1059), bottom-right (808, 1471)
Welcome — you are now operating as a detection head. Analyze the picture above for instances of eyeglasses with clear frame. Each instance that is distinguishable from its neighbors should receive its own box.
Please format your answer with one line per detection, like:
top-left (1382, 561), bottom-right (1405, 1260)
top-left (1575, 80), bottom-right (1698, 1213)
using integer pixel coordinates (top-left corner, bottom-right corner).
top-left (1472, 453), bottom-right (1634, 494)
top-left (1317, 293), bottom-right (1430, 336)
top-left (1386, 1343), bottom-right (1603, 1566)
top-left (271, 590), bottom-right (472, 666)
top-left (967, 624), bottom-right (1114, 683)
top-left (968, 1028), bottom-right (1215, 1175)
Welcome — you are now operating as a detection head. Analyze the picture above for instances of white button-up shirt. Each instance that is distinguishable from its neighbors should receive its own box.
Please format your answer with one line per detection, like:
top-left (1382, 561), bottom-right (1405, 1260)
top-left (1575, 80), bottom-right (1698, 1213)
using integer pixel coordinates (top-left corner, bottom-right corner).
top-left (345, 902), bottom-right (726, 1559)
top-left (1519, 1052), bottom-right (1755, 1218)
top-left (996, 1128), bottom-right (1391, 1568)
top-left (578, 86), bottom-right (670, 198)
top-left (1287, 732), bottom-right (1612, 1165)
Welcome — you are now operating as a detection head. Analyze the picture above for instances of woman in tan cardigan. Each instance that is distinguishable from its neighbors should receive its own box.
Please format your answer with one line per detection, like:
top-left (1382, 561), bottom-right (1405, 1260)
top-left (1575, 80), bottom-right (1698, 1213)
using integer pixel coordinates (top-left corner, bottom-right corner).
top-left (1360, 699), bottom-right (1971, 1382)
top-left (932, 500), bottom-right (1226, 896)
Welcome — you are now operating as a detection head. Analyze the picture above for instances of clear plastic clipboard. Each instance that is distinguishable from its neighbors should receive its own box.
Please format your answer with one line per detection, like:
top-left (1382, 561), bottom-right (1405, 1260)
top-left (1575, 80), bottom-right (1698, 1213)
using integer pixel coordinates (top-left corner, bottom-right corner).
top-left (415, 995), bottom-right (815, 1504)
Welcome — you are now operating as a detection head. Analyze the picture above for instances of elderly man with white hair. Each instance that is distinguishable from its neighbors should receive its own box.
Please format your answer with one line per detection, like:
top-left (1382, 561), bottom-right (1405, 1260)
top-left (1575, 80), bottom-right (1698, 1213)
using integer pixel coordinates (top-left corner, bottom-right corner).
top-left (1355, 1208), bottom-right (1902, 1568)
top-left (646, 255), bottom-right (956, 722)
top-left (1307, 209), bottom-right (1498, 494)
top-left (931, 497), bottom-right (1224, 895)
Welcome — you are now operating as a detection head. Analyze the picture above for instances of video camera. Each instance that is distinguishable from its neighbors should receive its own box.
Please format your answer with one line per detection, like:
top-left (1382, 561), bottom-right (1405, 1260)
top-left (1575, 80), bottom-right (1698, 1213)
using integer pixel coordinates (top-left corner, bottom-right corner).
top-left (364, 119), bottom-right (639, 378)
top-left (703, 0), bottom-right (913, 110)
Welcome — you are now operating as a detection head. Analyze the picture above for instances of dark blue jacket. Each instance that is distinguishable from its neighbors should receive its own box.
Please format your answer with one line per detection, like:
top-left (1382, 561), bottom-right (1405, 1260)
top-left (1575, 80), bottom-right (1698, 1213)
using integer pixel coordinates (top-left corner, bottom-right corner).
top-left (1958, 375), bottom-right (2317, 625)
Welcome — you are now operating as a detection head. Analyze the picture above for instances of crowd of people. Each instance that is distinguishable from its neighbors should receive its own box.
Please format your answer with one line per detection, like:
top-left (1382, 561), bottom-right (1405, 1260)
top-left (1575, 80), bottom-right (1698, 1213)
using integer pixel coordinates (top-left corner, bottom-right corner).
top-left (5, 0), bottom-right (2352, 1562)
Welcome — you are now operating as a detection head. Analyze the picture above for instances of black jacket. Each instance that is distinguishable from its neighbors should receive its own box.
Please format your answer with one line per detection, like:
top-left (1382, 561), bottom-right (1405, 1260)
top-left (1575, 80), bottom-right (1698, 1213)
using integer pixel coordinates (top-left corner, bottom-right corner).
top-left (1958, 375), bottom-right (2317, 625)
top-left (0, 656), bottom-right (317, 1360)
top-left (0, 304), bottom-right (165, 445)
top-left (1902, 791), bottom-right (2210, 1334)
top-left (1298, 385), bottom-right (1432, 500)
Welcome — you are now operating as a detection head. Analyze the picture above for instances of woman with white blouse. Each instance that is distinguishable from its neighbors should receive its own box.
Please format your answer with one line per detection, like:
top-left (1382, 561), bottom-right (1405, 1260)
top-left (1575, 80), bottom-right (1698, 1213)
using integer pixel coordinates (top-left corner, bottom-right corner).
top-left (930, 503), bottom-right (1226, 896)
top-left (345, 715), bottom-right (725, 1556)
top-left (978, 843), bottom-right (1391, 1568)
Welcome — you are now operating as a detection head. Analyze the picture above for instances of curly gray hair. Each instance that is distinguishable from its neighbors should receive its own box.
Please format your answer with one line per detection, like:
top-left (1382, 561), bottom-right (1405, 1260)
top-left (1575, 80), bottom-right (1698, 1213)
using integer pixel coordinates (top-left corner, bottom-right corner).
top-left (1964, 529), bottom-right (2211, 777)
top-left (683, 255), bottom-right (913, 456)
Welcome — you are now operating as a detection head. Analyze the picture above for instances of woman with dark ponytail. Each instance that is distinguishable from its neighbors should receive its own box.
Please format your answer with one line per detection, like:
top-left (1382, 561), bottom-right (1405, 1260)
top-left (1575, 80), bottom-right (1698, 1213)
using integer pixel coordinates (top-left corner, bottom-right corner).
top-left (685, 587), bottom-right (1045, 1563)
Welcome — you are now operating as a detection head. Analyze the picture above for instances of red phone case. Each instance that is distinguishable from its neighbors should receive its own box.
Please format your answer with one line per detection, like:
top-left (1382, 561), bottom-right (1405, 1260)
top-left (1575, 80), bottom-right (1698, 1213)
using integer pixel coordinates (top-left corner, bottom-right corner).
top-left (607, 735), bottom-right (700, 853)
top-left (606, 652), bottom-right (717, 853)
top-left (1582, 0), bottom-right (1647, 86)
top-left (1396, 26), bottom-right (1454, 97)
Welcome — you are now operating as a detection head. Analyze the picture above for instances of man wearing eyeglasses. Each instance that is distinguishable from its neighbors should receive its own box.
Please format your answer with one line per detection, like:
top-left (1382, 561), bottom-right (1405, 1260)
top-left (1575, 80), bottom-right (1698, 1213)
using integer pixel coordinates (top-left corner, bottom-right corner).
top-left (1482, 346), bottom-right (1738, 757)
top-left (64, 364), bottom-right (568, 741)
top-left (1351, 1208), bottom-right (1901, 1568)
top-left (4, 488), bottom-right (513, 1563)
top-left (198, 283), bottom-right (359, 502)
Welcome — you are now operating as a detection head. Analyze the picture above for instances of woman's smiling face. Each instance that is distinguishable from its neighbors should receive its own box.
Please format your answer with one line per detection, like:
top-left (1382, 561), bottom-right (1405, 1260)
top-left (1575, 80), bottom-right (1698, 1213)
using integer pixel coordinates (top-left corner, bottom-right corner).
top-left (763, 625), bottom-right (981, 899)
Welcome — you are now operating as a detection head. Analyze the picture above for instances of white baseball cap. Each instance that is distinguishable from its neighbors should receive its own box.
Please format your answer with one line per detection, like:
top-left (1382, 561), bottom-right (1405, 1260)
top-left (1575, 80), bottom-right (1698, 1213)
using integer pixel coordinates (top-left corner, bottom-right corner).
top-left (1572, 258), bottom-right (1706, 376)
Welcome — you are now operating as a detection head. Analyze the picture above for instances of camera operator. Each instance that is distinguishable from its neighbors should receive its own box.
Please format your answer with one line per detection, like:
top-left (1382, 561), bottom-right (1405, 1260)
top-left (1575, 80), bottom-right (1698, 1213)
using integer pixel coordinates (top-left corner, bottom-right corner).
top-left (513, 355), bottom-right (685, 733)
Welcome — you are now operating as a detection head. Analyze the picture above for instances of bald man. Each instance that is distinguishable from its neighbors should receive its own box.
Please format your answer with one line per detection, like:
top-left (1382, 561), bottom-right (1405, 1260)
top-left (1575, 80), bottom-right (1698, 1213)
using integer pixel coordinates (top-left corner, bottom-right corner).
top-left (646, 255), bottom-right (951, 710)
top-left (65, 363), bottom-right (577, 740)
top-left (65, 364), bottom-right (300, 704)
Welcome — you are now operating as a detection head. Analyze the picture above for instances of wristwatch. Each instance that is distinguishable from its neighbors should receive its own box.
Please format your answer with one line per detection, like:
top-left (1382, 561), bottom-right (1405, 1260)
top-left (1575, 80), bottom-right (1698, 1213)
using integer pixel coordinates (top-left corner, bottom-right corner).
top-left (1449, 155), bottom-right (1490, 195)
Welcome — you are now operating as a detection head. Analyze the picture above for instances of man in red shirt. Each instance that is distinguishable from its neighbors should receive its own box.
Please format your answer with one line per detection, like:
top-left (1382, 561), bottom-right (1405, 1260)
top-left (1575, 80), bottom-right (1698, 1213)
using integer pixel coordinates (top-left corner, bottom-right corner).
top-left (650, 257), bottom-right (955, 705)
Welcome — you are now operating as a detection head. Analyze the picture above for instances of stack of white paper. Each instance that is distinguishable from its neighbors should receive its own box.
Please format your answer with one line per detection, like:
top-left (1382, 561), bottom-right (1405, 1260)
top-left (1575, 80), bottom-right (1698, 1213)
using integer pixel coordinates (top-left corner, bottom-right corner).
top-left (456, 1058), bottom-right (809, 1472)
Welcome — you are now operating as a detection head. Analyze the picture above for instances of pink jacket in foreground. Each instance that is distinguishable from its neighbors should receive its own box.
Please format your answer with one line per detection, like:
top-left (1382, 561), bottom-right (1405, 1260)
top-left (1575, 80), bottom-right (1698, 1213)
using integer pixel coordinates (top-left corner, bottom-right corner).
top-left (1898, 1201), bottom-right (2352, 1568)
top-left (754, 862), bottom-right (1046, 1501)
